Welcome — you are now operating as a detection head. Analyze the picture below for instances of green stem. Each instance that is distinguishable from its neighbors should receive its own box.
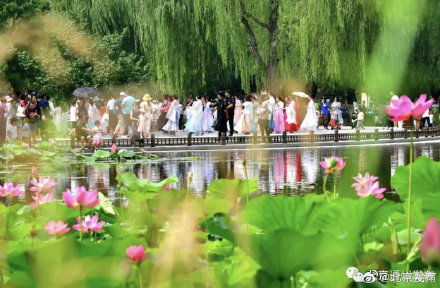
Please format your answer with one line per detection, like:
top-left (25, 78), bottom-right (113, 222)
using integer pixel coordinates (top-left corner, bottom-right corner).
top-left (116, 158), bottom-right (124, 224)
top-left (333, 177), bottom-right (337, 198)
top-left (79, 207), bottom-right (83, 242)
top-left (5, 201), bottom-right (9, 238)
top-left (138, 264), bottom-right (143, 288)
top-left (406, 128), bottom-right (414, 270)
top-left (323, 174), bottom-right (330, 202)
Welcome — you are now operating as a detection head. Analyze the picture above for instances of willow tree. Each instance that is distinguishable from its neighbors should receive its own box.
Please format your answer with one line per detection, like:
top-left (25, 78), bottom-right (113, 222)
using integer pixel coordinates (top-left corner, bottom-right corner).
top-left (49, 0), bottom-right (239, 96)
top-left (16, 0), bottom-right (440, 99)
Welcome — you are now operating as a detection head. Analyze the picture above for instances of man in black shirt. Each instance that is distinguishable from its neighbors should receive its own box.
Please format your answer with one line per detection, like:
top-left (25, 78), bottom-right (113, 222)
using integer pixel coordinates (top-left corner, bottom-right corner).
top-left (225, 91), bottom-right (235, 136)
top-left (212, 92), bottom-right (228, 139)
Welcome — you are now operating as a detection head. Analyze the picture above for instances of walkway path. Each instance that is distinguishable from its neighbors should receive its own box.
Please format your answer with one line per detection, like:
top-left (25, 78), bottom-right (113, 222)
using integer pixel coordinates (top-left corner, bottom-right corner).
top-left (54, 126), bottom-right (440, 152)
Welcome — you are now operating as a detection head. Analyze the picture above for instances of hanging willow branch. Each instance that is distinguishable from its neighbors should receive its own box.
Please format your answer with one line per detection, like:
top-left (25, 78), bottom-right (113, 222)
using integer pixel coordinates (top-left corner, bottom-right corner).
top-left (239, 0), bottom-right (264, 66)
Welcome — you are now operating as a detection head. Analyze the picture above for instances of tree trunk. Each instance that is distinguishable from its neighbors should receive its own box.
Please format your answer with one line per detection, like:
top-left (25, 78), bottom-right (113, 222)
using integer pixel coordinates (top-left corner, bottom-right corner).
top-left (266, 0), bottom-right (280, 95)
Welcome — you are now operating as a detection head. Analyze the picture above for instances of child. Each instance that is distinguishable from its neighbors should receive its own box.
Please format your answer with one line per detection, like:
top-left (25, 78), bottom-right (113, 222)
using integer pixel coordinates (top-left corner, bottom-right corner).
top-left (137, 109), bottom-right (150, 139)
top-left (21, 118), bottom-right (30, 143)
top-left (6, 118), bottom-right (18, 141)
top-left (69, 100), bottom-right (78, 130)
top-left (357, 110), bottom-right (365, 129)
top-left (92, 120), bottom-right (103, 149)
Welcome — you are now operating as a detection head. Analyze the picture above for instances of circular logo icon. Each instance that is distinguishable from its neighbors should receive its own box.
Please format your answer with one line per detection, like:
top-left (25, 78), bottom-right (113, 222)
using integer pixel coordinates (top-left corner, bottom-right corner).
top-left (352, 272), bottom-right (364, 283)
top-left (346, 267), bottom-right (359, 279)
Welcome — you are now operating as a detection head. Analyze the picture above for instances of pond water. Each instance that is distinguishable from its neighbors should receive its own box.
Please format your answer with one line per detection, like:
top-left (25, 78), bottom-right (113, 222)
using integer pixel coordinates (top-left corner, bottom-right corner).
top-left (4, 141), bottom-right (440, 203)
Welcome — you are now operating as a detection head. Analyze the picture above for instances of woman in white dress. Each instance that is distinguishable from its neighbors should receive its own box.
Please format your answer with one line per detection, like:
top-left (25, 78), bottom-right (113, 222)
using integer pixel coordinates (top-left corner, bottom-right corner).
top-left (285, 96), bottom-right (297, 133)
top-left (300, 95), bottom-right (318, 131)
top-left (234, 95), bottom-right (253, 134)
top-left (162, 96), bottom-right (179, 135)
top-left (185, 96), bottom-right (204, 135)
top-left (138, 94), bottom-right (153, 138)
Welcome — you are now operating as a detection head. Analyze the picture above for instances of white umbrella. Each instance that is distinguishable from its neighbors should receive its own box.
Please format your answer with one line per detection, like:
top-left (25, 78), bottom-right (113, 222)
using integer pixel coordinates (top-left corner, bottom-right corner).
top-left (292, 91), bottom-right (309, 98)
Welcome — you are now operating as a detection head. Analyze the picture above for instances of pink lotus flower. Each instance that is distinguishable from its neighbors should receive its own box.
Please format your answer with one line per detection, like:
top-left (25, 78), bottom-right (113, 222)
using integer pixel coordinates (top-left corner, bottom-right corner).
top-left (126, 244), bottom-right (147, 265)
top-left (44, 220), bottom-right (70, 235)
top-left (0, 182), bottom-right (24, 198)
top-left (351, 172), bottom-right (386, 199)
top-left (111, 143), bottom-right (117, 154)
top-left (30, 192), bottom-right (54, 207)
top-left (386, 94), bottom-right (434, 121)
top-left (30, 177), bottom-right (57, 194)
top-left (412, 94), bottom-right (434, 119)
top-left (320, 157), bottom-right (346, 175)
top-left (62, 186), bottom-right (100, 209)
top-left (420, 217), bottom-right (440, 265)
top-left (72, 215), bottom-right (105, 233)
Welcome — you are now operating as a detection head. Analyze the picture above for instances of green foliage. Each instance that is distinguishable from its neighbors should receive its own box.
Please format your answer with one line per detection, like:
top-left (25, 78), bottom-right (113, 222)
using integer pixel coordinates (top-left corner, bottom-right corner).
top-left (392, 156), bottom-right (440, 220)
top-left (2, 137), bottom-right (440, 286)
top-left (4, 0), bottom-right (440, 99)
top-left (0, 0), bottom-right (49, 27)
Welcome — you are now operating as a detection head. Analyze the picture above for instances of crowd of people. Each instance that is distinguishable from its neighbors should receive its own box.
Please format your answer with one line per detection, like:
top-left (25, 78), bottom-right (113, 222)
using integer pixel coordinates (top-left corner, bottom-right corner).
top-left (0, 88), bottom-right (438, 148)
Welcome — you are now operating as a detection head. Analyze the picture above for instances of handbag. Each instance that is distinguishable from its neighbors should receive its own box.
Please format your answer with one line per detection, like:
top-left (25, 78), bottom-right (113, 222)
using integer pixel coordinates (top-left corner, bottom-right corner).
top-left (269, 114), bottom-right (275, 131)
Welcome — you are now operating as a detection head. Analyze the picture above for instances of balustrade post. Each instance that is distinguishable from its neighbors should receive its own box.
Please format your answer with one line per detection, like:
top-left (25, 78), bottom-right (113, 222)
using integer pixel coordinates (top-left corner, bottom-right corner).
top-left (282, 131), bottom-right (287, 143)
top-left (253, 132), bottom-right (258, 144)
top-left (151, 134), bottom-right (156, 147)
top-left (334, 129), bottom-right (339, 142)
top-left (309, 131), bottom-right (314, 143)
top-left (187, 132), bottom-right (192, 146)
top-left (221, 133), bottom-right (226, 145)
top-left (374, 129), bottom-right (379, 140)
top-left (390, 127), bottom-right (394, 139)
top-left (356, 129), bottom-right (360, 141)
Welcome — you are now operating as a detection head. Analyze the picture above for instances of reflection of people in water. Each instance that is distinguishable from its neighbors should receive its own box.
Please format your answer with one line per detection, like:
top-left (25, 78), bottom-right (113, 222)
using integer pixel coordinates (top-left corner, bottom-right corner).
top-left (203, 153), bottom-right (215, 185)
top-left (285, 151), bottom-right (296, 189)
top-left (296, 152), bottom-right (302, 183)
top-left (301, 149), bottom-right (318, 191)
top-left (274, 151), bottom-right (285, 192)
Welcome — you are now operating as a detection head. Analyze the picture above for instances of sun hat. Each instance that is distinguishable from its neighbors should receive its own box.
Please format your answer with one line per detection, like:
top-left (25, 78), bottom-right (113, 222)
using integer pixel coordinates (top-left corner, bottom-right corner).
top-left (143, 94), bottom-right (152, 102)
top-left (120, 91), bottom-right (126, 96)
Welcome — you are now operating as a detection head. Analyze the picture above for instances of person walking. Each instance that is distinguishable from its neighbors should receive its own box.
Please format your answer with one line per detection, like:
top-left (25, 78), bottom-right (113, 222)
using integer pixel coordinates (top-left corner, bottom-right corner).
top-left (130, 100), bottom-right (141, 145)
top-left (234, 95), bottom-right (242, 126)
top-left (162, 95), bottom-right (179, 135)
top-left (257, 94), bottom-right (272, 142)
top-left (106, 94), bottom-right (117, 134)
top-left (321, 98), bottom-right (330, 129)
top-left (25, 95), bottom-right (42, 144)
top-left (285, 95), bottom-right (298, 132)
top-left (139, 94), bottom-right (153, 138)
top-left (274, 96), bottom-right (285, 133)
top-left (331, 97), bottom-right (342, 129)
top-left (121, 91), bottom-right (135, 135)
top-left (211, 92), bottom-right (228, 140)
top-left (225, 91), bottom-right (235, 136)
top-left (202, 97), bottom-right (214, 133)
top-left (300, 95), bottom-right (318, 132)
top-left (234, 94), bottom-right (253, 134)
top-left (250, 95), bottom-right (259, 133)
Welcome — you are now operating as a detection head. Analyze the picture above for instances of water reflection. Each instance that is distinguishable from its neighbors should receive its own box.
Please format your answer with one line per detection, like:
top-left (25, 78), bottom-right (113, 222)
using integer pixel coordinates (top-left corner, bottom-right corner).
top-left (4, 143), bottom-right (440, 202)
